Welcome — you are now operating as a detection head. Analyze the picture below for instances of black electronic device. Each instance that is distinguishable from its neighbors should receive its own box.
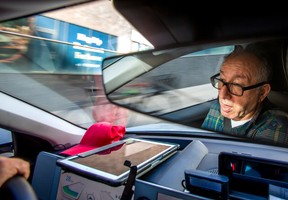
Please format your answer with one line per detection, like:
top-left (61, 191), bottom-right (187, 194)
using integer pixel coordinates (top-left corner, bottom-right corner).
top-left (184, 169), bottom-right (229, 199)
top-left (218, 152), bottom-right (288, 199)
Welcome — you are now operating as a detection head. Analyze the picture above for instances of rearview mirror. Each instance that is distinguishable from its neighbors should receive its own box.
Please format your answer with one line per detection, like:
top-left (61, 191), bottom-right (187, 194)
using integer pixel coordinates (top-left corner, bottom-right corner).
top-left (102, 45), bottom-right (234, 127)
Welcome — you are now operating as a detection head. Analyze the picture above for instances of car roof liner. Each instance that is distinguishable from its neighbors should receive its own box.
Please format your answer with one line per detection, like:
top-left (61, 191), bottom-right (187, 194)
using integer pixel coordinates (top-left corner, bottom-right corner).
top-left (113, 0), bottom-right (288, 48)
top-left (0, 0), bottom-right (95, 22)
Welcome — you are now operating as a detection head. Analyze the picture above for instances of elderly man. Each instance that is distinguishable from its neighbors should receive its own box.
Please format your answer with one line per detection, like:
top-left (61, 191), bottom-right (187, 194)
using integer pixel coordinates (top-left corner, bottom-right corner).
top-left (201, 46), bottom-right (288, 145)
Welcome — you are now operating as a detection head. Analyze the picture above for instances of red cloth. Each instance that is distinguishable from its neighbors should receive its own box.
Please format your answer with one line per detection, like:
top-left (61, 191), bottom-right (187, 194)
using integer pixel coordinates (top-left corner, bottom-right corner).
top-left (60, 122), bottom-right (126, 156)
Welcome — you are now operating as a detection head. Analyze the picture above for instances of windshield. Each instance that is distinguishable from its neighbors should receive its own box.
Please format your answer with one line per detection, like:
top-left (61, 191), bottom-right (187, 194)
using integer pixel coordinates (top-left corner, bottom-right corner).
top-left (0, 0), bottom-right (156, 128)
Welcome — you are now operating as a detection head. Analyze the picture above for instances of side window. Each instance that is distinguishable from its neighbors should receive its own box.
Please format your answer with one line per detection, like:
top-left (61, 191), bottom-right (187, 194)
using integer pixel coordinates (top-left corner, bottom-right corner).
top-left (0, 128), bottom-right (13, 156)
top-left (136, 46), bottom-right (234, 105)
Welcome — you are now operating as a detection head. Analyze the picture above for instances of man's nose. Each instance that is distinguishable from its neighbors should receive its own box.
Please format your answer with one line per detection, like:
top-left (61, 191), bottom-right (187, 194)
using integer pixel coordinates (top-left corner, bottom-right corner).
top-left (219, 84), bottom-right (231, 98)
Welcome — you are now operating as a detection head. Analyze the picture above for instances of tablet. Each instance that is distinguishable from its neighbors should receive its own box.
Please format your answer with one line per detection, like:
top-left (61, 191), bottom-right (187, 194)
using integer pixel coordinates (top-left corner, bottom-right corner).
top-left (57, 138), bottom-right (180, 186)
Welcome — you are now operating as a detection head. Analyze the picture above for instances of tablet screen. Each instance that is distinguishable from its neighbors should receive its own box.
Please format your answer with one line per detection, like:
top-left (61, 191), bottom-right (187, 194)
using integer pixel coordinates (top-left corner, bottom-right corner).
top-left (72, 139), bottom-right (170, 176)
top-left (57, 138), bottom-right (179, 186)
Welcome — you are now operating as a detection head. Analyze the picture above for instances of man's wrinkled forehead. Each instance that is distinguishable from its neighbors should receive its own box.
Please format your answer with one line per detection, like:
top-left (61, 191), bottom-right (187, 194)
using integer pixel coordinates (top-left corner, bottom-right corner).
top-left (222, 54), bottom-right (260, 77)
top-left (220, 63), bottom-right (257, 84)
top-left (220, 68), bottom-right (250, 81)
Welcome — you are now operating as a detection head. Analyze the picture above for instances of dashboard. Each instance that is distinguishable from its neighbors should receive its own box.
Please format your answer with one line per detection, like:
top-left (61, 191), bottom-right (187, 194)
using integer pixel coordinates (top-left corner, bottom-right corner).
top-left (31, 138), bottom-right (288, 200)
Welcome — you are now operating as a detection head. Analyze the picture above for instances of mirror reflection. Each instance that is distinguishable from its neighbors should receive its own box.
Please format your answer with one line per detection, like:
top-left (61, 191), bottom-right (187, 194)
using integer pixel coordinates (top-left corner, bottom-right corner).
top-left (102, 41), bottom-right (288, 146)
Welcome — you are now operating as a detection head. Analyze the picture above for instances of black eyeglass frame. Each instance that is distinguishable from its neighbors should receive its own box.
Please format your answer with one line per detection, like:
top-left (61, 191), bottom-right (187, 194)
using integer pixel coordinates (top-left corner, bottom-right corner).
top-left (210, 73), bottom-right (268, 96)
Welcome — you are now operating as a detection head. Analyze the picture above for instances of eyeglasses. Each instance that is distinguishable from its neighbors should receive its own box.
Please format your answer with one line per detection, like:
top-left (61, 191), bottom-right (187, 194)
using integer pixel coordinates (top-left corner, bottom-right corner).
top-left (210, 73), bottom-right (267, 96)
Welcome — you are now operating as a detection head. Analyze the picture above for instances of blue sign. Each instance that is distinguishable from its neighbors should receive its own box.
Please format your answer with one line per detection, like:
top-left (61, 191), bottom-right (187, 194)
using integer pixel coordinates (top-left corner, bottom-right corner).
top-left (34, 15), bottom-right (118, 74)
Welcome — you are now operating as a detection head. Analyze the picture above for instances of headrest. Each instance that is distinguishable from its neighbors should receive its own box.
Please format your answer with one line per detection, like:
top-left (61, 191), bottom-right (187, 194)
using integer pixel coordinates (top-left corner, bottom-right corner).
top-left (267, 41), bottom-right (288, 91)
top-left (247, 40), bottom-right (288, 91)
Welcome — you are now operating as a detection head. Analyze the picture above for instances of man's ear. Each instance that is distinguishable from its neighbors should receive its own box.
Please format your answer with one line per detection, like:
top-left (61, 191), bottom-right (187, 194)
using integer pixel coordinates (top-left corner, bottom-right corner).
top-left (260, 84), bottom-right (271, 102)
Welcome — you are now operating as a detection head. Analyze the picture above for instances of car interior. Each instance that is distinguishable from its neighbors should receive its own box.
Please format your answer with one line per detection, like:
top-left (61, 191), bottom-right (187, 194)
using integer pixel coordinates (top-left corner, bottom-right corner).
top-left (101, 39), bottom-right (288, 200)
top-left (27, 37), bottom-right (288, 200)
top-left (2, 1), bottom-right (288, 200)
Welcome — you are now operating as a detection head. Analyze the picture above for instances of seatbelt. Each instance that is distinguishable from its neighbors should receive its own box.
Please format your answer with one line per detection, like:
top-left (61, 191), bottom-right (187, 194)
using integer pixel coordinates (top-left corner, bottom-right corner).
top-left (223, 117), bottom-right (231, 133)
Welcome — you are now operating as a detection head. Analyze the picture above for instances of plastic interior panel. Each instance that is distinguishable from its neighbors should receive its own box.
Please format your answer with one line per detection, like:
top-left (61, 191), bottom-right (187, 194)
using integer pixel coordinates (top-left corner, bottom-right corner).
top-left (200, 139), bottom-right (288, 163)
top-left (142, 140), bottom-right (209, 191)
top-left (134, 179), bottom-right (205, 200)
top-left (31, 151), bottom-right (64, 200)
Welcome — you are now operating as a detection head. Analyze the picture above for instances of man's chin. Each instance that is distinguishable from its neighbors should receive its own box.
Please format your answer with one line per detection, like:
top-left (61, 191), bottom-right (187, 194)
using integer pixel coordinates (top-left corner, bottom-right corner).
top-left (221, 110), bottom-right (234, 119)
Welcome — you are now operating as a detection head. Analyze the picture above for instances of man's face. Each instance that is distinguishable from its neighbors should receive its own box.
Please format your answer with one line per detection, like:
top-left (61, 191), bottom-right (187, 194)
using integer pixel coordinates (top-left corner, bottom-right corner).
top-left (218, 54), bottom-right (265, 121)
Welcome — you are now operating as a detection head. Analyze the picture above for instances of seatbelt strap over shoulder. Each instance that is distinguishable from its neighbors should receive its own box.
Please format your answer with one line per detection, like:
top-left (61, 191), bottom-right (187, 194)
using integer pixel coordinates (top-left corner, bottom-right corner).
top-left (223, 117), bottom-right (231, 133)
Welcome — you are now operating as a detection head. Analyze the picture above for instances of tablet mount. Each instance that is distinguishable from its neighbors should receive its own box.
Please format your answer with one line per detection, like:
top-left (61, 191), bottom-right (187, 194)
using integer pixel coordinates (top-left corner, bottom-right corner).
top-left (121, 160), bottom-right (137, 200)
